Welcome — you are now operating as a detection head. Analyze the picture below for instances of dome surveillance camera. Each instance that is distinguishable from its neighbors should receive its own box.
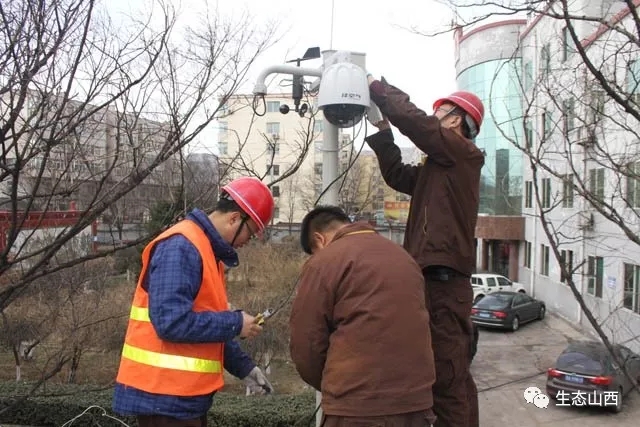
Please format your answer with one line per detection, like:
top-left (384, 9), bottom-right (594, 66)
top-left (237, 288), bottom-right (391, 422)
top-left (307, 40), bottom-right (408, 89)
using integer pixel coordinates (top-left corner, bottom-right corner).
top-left (317, 61), bottom-right (370, 128)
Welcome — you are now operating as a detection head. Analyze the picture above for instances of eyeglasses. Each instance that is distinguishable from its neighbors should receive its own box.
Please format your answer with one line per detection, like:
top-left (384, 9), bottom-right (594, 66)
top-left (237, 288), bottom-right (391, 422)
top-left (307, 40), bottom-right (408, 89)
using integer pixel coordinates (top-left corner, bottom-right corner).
top-left (243, 220), bottom-right (258, 240)
top-left (434, 107), bottom-right (455, 115)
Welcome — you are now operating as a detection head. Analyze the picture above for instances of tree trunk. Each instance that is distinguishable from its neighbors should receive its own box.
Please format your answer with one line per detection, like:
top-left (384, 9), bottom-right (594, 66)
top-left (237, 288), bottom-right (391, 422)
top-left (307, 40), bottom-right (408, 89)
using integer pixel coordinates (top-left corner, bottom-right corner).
top-left (12, 345), bottom-right (21, 381)
top-left (67, 346), bottom-right (82, 383)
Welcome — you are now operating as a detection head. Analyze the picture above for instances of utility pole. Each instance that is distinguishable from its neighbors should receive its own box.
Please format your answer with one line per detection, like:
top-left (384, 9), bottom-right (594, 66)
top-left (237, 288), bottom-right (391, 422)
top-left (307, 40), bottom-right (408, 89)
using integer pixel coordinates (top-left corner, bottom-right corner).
top-left (253, 48), bottom-right (368, 427)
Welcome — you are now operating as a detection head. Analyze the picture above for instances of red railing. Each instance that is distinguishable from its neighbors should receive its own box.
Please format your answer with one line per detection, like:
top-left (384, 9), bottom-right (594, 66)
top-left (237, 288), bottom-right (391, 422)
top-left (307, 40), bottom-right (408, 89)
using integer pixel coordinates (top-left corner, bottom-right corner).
top-left (0, 201), bottom-right (94, 251)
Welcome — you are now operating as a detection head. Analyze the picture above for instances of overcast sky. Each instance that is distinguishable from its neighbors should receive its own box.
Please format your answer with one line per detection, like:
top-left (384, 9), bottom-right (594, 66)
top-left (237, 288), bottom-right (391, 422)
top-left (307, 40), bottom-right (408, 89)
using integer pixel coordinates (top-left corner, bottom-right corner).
top-left (220, 0), bottom-right (460, 150)
top-left (108, 0), bottom-right (495, 152)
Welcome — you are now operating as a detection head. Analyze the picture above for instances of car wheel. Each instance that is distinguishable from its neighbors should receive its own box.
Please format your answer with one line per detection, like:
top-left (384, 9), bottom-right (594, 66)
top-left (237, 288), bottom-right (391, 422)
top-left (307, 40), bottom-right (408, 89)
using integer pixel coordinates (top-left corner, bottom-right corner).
top-left (538, 306), bottom-right (546, 320)
top-left (609, 387), bottom-right (623, 413)
top-left (474, 294), bottom-right (484, 304)
top-left (511, 316), bottom-right (520, 331)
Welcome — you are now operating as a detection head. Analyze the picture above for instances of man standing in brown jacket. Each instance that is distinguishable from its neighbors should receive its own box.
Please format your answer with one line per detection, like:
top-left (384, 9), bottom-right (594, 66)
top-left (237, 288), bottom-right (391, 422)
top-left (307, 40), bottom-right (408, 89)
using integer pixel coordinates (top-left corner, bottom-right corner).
top-left (289, 205), bottom-right (437, 427)
top-left (364, 76), bottom-right (485, 427)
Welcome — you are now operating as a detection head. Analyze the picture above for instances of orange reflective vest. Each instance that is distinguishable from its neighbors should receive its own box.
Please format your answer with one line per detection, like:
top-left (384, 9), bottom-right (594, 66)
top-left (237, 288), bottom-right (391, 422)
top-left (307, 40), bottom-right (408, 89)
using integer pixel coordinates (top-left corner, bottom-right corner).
top-left (116, 219), bottom-right (229, 396)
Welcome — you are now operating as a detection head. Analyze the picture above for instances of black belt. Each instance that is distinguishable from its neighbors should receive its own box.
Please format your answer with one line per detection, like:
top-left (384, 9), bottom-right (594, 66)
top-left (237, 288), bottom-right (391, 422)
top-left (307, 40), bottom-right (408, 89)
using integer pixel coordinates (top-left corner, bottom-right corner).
top-left (424, 266), bottom-right (469, 282)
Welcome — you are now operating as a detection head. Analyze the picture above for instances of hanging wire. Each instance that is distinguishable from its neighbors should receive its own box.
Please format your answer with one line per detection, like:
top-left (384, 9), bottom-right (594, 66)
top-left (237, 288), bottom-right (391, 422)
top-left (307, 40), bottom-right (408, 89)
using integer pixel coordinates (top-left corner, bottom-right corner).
top-left (313, 119), bottom-right (367, 207)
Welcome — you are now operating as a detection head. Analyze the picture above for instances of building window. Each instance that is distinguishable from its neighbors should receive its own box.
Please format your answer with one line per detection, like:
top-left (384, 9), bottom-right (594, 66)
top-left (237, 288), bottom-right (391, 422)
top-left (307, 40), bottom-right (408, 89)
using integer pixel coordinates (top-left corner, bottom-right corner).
top-left (266, 122), bottom-right (280, 136)
top-left (562, 174), bottom-right (574, 208)
top-left (315, 140), bottom-right (323, 152)
top-left (586, 256), bottom-right (604, 298)
top-left (627, 59), bottom-right (640, 96)
top-left (314, 120), bottom-right (323, 133)
top-left (523, 61), bottom-right (533, 91)
top-left (524, 119), bottom-right (533, 149)
top-left (541, 178), bottom-right (551, 208)
top-left (590, 90), bottom-right (605, 124)
top-left (266, 101), bottom-right (280, 113)
top-left (524, 241), bottom-right (532, 268)
top-left (219, 141), bottom-right (228, 156)
top-left (626, 161), bottom-right (640, 207)
top-left (540, 44), bottom-right (551, 77)
top-left (314, 162), bottom-right (323, 176)
top-left (561, 27), bottom-right (573, 61)
top-left (560, 249), bottom-right (574, 283)
top-left (267, 164), bottom-right (280, 176)
top-left (218, 121), bottom-right (228, 132)
top-left (562, 98), bottom-right (575, 136)
top-left (273, 206), bottom-right (280, 219)
top-left (540, 244), bottom-right (550, 276)
top-left (525, 181), bottom-right (533, 208)
top-left (589, 168), bottom-right (605, 202)
top-left (541, 110), bottom-right (553, 140)
top-left (272, 185), bottom-right (280, 197)
top-left (266, 142), bottom-right (280, 155)
top-left (623, 263), bottom-right (640, 314)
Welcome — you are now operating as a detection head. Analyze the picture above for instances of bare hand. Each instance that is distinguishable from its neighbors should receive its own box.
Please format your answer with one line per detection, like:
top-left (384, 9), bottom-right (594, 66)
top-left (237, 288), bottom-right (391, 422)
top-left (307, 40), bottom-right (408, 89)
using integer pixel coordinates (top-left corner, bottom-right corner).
top-left (373, 115), bottom-right (391, 131)
top-left (240, 312), bottom-right (263, 339)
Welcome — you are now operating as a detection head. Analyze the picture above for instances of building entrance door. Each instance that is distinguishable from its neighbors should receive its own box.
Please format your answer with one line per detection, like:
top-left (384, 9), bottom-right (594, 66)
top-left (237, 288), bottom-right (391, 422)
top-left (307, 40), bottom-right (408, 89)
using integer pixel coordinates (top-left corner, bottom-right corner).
top-left (491, 240), bottom-right (510, 277)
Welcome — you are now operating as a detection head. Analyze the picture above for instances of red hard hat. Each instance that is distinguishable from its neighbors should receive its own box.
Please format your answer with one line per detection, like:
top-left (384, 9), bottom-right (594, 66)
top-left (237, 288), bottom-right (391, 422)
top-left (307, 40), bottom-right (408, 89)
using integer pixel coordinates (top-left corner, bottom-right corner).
top-left (433, 91), bottom-right (484, 130)
top-left (221, 177), bottom-right (274, 232)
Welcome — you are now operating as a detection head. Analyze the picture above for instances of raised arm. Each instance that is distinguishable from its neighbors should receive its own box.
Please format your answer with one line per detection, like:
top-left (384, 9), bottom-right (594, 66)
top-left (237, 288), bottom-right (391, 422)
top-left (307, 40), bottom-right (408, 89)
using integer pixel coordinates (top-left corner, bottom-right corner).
top-left (364, 127), bottom-right (420, 196)
top-left (369, 77), bottom-right (466, 166)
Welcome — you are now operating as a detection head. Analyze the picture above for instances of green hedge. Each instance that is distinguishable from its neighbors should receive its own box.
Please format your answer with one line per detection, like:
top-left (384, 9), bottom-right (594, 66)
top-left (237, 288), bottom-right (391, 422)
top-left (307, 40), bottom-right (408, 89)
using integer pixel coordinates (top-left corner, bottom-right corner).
top-left (0, 382), bottom-right (317, 426)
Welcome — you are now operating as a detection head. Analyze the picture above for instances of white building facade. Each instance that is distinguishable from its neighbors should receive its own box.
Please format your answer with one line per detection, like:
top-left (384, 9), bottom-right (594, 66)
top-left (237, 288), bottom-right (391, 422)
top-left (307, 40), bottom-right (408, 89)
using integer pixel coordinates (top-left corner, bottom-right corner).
top-left (218, 94), bottom-right (351, 224)
top-left (467, 2), bottom-right (640, 351)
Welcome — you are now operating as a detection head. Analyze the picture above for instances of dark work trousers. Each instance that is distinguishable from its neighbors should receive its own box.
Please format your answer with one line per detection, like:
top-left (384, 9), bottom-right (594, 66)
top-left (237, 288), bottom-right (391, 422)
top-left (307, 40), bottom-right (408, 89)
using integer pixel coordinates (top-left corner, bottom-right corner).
top-left (137, 414), bottom-right (207, 427)
top-left (321, 410), bottom-right (437, 427)
top-left (423, 274), bottom-right (479, 427)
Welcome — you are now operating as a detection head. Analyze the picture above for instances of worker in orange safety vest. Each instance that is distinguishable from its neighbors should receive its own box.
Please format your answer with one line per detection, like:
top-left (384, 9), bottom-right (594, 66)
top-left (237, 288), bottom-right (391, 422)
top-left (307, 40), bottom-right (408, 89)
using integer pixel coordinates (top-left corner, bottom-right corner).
top-left (113, 177), bottom-right (275, 427)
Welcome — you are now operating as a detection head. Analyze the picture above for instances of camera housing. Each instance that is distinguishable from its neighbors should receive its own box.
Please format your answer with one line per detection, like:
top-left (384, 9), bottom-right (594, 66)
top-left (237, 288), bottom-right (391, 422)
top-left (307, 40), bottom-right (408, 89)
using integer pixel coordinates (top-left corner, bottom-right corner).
top-left (317, 61), bottom-right (370, 128)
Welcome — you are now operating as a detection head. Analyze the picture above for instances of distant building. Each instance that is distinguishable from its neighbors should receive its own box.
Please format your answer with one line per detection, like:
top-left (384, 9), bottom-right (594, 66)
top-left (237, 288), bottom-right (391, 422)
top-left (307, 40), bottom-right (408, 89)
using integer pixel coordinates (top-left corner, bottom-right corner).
top-left (218, 93), bottom-right (350, 223)
top-left (454, 20), bottom-right (527, 278)
top-left (0, 92), bottom-right (182, 223)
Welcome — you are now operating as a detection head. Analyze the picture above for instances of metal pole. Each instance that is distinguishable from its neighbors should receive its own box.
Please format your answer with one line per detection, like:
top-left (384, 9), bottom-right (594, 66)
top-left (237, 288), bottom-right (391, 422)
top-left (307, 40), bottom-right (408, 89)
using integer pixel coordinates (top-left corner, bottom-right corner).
top-left (251, 50), bottom-right (368, 427)
top-left (319, 122), bottom-right (340, 206)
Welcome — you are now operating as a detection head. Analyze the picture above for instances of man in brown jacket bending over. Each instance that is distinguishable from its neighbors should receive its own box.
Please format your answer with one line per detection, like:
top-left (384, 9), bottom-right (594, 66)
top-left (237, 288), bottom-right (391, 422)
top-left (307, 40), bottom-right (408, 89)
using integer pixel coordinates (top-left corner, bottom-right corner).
top-left (290, 205), bottom-right (437, 427)
top-left (364, 76), bottom-right (485, 427)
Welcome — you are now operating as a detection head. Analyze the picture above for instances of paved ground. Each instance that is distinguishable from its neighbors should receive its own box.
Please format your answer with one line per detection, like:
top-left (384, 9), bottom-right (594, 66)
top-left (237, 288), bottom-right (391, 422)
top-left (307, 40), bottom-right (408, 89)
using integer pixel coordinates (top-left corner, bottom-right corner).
top-left (472, 313), bottom-right (640, 426)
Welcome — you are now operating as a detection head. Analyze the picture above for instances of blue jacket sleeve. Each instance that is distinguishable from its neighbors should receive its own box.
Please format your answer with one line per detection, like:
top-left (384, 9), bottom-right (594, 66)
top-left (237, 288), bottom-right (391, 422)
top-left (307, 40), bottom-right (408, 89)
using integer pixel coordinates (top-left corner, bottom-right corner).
top-left (223, 339), bottom-right (256, 379)
top-left (146, 235), bottom-right (244, 343)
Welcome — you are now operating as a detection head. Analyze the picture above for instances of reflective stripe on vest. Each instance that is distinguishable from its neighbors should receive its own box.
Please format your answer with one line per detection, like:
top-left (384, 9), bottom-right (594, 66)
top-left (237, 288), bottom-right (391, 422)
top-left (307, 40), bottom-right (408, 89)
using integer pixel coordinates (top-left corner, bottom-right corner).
top-left (121, 343), bottom-right (222, 373)
top-left (123, 306), bottom-right (223, 373)
top-left (130, 305), bottom-right (150, 322)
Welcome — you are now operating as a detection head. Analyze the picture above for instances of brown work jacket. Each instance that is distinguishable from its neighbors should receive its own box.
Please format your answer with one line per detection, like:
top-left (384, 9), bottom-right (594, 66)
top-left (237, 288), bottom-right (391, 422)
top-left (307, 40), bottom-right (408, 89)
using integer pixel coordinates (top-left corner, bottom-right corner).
top-left (289, 222), bottom-right (435, 417)
top-left (365, 78), bottom-right (485, 277)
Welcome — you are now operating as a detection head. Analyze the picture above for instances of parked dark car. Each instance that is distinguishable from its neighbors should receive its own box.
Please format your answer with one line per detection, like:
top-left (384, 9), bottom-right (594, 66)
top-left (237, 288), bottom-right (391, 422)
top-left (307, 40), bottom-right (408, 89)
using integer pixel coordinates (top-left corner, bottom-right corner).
top-left (470, 291), bottom-right (545, 331)
top-left (546, 341), bottom-right (640, 413)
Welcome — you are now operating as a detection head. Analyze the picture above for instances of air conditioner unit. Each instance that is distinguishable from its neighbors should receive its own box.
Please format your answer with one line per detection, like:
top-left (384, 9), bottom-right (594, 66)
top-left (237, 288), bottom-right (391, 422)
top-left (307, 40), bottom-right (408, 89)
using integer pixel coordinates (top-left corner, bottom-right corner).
top-left (576, 127), bottom-right (596, 148)
top-left (578, 211), bottom-right (595, 231)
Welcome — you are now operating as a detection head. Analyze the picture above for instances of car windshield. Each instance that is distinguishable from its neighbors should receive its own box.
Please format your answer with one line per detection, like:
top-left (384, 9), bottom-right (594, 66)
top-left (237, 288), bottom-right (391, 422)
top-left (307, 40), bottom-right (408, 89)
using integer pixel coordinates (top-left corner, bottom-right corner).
top-left (556, 351), bottom-right (604, 375)
top-left (475, 294), bottom-right (513, 310)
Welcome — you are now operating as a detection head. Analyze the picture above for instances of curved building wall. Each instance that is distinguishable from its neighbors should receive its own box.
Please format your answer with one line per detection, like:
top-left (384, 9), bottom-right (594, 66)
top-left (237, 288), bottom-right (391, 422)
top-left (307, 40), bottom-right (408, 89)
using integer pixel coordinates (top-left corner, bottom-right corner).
top-left (454, 21), bottom-right (526, 215)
